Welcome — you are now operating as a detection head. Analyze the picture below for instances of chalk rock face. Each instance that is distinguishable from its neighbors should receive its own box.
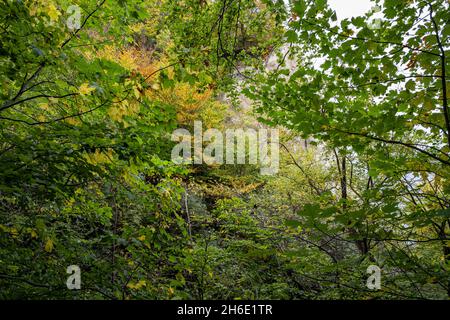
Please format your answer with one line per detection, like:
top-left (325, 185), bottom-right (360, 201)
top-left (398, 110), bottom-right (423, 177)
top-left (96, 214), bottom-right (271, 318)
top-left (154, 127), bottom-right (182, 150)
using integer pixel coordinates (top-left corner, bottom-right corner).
top-left (265, 44), bottom-right (297, 74)
top-left (222, 44), bottom-right (309, 150)
top-left (215, 44), bottom-right (311, 153)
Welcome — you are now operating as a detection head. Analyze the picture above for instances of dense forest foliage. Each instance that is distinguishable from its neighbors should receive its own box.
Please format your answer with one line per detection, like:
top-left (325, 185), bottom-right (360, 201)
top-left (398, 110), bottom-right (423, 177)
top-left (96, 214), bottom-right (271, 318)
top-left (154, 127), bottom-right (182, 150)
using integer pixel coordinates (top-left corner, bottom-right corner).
top-left (0, 0), bottom-right (449, 300)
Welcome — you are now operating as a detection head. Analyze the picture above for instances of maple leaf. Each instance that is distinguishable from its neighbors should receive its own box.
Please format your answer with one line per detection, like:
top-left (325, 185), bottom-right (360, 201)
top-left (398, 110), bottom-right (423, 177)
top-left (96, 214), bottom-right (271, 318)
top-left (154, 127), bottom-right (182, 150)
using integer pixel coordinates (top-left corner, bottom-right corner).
top-left (79, 83), bottom-right (95, 95)
top-left (47, 4), bottom-right (61, 22)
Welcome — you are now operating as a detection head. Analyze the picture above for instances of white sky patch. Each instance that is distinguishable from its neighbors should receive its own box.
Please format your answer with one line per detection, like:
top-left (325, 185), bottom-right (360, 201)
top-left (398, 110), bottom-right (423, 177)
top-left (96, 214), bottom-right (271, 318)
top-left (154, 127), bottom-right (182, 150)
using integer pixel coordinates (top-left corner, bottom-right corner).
top-left (327, 0), bottom-right (376, 20)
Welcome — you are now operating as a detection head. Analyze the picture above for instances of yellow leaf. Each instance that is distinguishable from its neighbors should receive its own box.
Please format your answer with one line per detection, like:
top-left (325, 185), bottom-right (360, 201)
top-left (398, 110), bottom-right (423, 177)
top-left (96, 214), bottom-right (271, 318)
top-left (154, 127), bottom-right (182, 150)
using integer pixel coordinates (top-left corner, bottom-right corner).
top-left (137, 235), bottom-right (146, 241)
top-left (47, 4), bottom-right (61, 22)
top-left (127, 280), bottom-right (146, 290)
top-left (29, 5), bottom-right (38, 16)
top-left (44, 239), bottom-right (54, 253)
top-left (133, 86), bottom-right (141, 99)
top-left (79, 83), bottom-right (95, 95)
top-left (84, 149), bottom-right (113, 165)
top-left (108, 106), bottom-right (123, 122)
top-left (65, 117), bottom-right (81, 126)
top-left (38, 103), bottom-right (49, 111)
top-left (30, 230), bottom-right (38, 239)
top-left (10, 228), bottom-right (18, 238)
